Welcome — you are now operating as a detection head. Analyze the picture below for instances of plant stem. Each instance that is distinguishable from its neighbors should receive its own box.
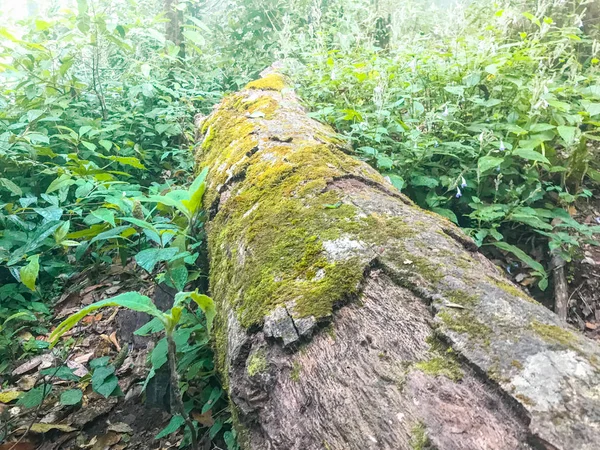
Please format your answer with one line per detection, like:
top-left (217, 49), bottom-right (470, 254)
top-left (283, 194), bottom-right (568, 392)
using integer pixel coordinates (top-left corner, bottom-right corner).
top-left (166, 332), bottom-right (197, 450)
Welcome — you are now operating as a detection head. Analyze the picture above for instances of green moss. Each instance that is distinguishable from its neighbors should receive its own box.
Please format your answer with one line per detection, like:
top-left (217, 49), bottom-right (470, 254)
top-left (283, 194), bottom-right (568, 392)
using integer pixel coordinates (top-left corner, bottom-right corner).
top-left (410, 422), bottom-right (431, 450)
top-left (247, 349), bottom-right (268, 376)
top-left (531, 320), bottom-right (576, 347)
top-left (290, 361), bottom-right (301, 381)
top-left (511, 359), bottom-right (523, 370)
top-left (437, 310), bottom-right (491, 346)
top-left (200, 82), bottom-right (450, 340)
top-left (414, 335), bottom-right (463, 381)
top-left (245, 73), bottom-right (286, 91)
top-left (488, 277), bottom-right (533, 302)
top-left (443, 289), bottom-right (478, 307)
top-left (415, 356), bottom-right (463, 381)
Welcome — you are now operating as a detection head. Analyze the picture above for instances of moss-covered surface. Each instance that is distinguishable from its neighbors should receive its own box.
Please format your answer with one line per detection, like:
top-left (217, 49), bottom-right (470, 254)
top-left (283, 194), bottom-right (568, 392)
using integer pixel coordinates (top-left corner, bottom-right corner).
top-left (245, 73), bottom-right (286, 91)
top-left (530, 320), bottom-right (576, 347)
top-left (198, 83), bottom-right (426, 331)
top-left (415, 335), bottom-right (463, 381)
top-left (290, 361), bottom-right (301, 382)
top-left (410, 422), bottom-right (431, 450)
top-left (437, 310), bottom-right (492, 347)
top-left (247, 349), bottom-right (268, 376)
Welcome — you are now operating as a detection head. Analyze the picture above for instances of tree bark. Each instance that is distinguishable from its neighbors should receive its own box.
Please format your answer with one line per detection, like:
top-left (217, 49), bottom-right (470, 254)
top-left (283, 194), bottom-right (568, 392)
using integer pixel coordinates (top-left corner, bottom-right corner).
top-left (195, 70), bottom-right (600, 450)
top-left (164, 0), bottom-right (185, 58)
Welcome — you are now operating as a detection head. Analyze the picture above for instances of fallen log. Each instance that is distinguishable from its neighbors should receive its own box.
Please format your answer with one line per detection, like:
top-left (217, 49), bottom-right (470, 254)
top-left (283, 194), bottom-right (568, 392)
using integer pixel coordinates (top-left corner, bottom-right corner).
top-left (195, 71), bottom-right (600, 450)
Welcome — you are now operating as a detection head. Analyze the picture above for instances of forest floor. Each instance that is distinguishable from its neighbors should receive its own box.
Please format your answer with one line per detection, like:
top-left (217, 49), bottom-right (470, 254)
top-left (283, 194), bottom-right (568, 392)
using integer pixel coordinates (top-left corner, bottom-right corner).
top-left (0, 265), bottom-right (191, 450)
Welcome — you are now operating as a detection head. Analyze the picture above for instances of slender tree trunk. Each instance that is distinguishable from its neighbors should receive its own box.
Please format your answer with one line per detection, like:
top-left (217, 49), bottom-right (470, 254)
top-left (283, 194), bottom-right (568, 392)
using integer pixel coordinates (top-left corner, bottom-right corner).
top-left (195, 70), bottom-right (600, 450)
top-left (164, 0), bottom-right (185, 58)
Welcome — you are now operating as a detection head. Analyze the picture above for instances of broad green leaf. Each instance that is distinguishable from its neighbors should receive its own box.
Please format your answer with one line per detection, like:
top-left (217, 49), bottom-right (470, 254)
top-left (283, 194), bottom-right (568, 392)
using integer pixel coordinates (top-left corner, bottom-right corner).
top-left (60, 389), bottom-right (83, 406)
top-left (17, 385), bottom-right (52, 408)
top-left (40, 366), bottom-right (80, 381)
top-left (477, 156), bottom-right (504, 174)
top-left (183, 30), bottom-right (205, 46)
top-left (201, 386), bottom-right (222, 413)
top-left (0, 178), bottom-right (22, 196)
top-left (99, 139), bottom-right (112, 150)
top-left (155, 415), bottom-right (185, 439)
top-left (134, 247), bottom-right (179, 272)
top-left (20, 255), bottom-right (40, 291)
top-left (47, 174), bottom-right (75, 194)
top-left (151, 338), bottom-right (168, 369)
top-left (134, 317), bottom-right (165, 336)
top-left (91, 209), bottom-right (116, 227)
top-left (182, 167), bottom-right (208, 217)
top-left (491, 242), bottom-right (546, 275)
top-left (54, 221), bottom-right (71, 243)
top-left (79, 125), bottom-right (93, 137)
top-left (89, 225), bottom-right (135, 244)
top-left (174, 290), bottom-right (216, 334)
top-left (512, 148), bottom-right (550, 164)
top-left (556, 126), bottom-right (578, 144)
top-left (49, 292), bottom-right (165, 346)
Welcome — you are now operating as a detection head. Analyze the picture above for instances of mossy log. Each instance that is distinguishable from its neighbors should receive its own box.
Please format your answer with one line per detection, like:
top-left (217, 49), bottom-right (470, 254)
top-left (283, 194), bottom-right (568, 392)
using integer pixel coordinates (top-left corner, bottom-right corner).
top-left (195, 71), bottom-right (600, 450)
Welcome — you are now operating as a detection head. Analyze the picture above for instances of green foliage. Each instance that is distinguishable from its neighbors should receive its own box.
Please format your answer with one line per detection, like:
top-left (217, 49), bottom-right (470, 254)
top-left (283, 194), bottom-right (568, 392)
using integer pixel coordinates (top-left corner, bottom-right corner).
top-left (288, 0), bottom-right (600, 289)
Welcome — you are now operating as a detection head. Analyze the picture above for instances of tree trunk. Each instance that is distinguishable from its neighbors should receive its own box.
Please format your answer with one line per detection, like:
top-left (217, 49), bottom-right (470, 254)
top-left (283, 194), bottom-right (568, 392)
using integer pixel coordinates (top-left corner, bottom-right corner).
top-left (164, 0), bottom-right (185, 58)
top-left (195, 70), bottom-right (600, 450)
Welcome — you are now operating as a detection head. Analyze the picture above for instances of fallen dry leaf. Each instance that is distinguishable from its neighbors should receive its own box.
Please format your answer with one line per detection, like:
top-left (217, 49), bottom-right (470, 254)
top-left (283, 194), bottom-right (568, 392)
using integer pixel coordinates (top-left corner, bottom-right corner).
top-left (73, 351), bottom-right (95, 365)
top-left (17, 375), bottom-right (37, 391)
top-left (82, 313), bottom-right (103, 324)
top-left (0, 390), bottom-right (22, 403)
top-left (192, 410), bottom-right (214, 427)
top-left (107, 422), bottom-right (133, 434)
top-left (20, 423), bottom-right (77, 434)
top-left (12, 354), bottom-right (56, 376)
top-left (67, 360), bottom-right (89, 377)
top-left (585, 322), bottom-right (598, 330)
top-left (91, 431), bottom-right (121, 450)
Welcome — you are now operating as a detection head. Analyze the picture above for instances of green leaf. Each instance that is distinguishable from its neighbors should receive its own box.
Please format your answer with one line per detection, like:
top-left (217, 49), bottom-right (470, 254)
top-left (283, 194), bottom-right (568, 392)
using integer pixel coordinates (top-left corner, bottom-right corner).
top-left (81, 141), bottom-right (97, 151)
top-left (491, 242), bottom-right (546, 275)
top-left (54, 221), bottom-right (71, 243)
top-left (155, 415), bottom-right (185, 439)
top-left (150, 338), bottom-right (168, 370)
top-left (47, 174), bottom-right (75, 194)
top-left (477, 156), bottom-right (504, 174)
top-left (201, 386), bottom-right (222, 413)
top-left (17, 385), bottom-right (52, 408)
top-left (20, 255), bottom-right (40, 291)
top-left (512, 148), bottom-right (550, 164)
top-left (135, 247), bottom-right (179, 272)
top-left (174, 291), bottom-right (216, 334)
top-left (99, 139), bottom-right (113, 150)
top-left (40, 366), bottom-right (80, 381)
top-left (89, 225), bottom-right (134, 244)
top-left (50, 292), bottom-right (165, 346)
top-left (91, 209), bottom-right (116, 227)
top-left (183, 30), bottom-right (205, 46)
top-left (432, 207), bottom-right (458, 224)
top-left (556, 126), bottom-right (578, 145)
top-left (182, 167), bottom-right (208, 217)
top-left (134, 317), bottom-right (165, 336)
top-left (60, 389), bottom-right (83, 406)
top-left (90, 356), bottom-right (111, 369)
top-left (95, 374), bottom-right (119, 398)
top-left (79, 126), bottom-right (93, 137)
top-left (0, 178), bottom-right (22, 196)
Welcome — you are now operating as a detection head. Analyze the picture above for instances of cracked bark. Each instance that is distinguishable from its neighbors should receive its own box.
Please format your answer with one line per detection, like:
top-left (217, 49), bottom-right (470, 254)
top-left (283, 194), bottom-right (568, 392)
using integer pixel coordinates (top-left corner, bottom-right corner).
top-left (195, 72), bottom-right (600, 450)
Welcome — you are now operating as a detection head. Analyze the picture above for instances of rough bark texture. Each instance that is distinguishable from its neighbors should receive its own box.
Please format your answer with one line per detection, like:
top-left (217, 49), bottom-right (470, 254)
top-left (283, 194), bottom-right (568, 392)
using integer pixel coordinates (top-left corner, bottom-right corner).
top-left (195, 72), bottom-right (600, 450)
